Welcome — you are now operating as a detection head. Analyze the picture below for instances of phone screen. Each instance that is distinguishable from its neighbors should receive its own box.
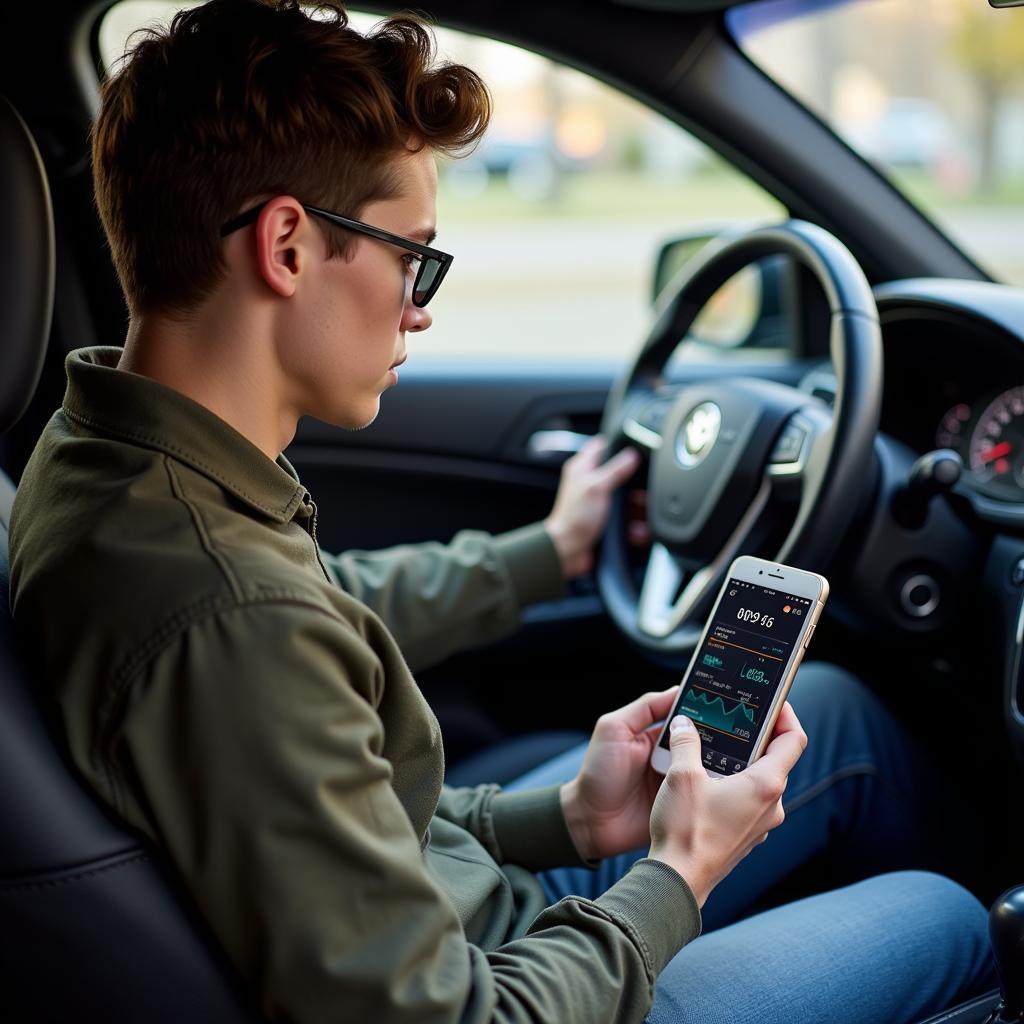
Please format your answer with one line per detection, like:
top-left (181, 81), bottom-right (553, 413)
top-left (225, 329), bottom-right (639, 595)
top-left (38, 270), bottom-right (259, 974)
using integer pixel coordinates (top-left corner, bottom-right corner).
top-left (659, 577), bottom-right (813, 773)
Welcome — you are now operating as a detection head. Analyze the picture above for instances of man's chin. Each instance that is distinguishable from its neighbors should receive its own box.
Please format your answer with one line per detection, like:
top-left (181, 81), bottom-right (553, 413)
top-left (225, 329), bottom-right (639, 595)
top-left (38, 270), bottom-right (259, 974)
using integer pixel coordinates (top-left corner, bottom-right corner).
top-left (309, 394), bottom-right (381, 432)
top-left (335, 404), bottom-right (380, 432)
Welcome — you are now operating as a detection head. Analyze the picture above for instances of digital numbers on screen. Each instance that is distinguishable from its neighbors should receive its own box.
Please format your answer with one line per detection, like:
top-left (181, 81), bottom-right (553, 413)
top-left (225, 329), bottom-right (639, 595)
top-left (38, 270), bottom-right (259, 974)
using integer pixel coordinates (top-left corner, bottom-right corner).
top-left (737, 608), bottom-right (774, 629)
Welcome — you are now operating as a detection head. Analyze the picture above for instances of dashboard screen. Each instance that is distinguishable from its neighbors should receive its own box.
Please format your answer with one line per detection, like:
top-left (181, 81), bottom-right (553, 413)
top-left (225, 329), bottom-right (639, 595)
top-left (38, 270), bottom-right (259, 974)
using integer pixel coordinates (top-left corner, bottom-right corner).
top-left (659, 577), bottom-right (812, 773)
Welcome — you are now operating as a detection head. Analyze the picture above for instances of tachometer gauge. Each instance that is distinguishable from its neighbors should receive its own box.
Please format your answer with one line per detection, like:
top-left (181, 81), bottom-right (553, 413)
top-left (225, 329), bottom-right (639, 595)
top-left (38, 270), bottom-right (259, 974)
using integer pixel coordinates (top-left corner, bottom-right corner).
top-left (935, 403), bottom-right (971, 453)
top-left (968, 386), bottom-right (1024, 501)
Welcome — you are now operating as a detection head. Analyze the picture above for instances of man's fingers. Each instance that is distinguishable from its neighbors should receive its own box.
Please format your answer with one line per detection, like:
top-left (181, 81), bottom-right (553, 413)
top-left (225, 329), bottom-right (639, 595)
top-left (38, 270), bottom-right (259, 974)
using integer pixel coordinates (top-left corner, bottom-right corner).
top-left (571, 434), bottom-right (607, 468)
top-left (771, 702), bottom-right (807, 748)
top-left (751, 706), bottom-right (807, 779)
top-left (594, 446), bottom-right (640, 488)
top-left (603, 684), bottom-right (680, 735)
top-left (667, 715), bottom-right (703, 773)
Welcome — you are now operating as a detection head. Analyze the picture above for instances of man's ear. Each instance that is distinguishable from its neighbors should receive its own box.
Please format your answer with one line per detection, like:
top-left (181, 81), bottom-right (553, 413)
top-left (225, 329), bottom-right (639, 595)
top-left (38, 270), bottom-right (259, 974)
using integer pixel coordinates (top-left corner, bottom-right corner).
top-left (252, 197), bottom-right (312, 299)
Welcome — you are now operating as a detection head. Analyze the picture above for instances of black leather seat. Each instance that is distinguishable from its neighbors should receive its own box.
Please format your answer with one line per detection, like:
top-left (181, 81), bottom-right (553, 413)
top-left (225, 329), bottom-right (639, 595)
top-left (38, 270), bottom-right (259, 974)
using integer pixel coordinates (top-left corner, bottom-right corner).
top-left (0, 94), bottom-right (258, 1024)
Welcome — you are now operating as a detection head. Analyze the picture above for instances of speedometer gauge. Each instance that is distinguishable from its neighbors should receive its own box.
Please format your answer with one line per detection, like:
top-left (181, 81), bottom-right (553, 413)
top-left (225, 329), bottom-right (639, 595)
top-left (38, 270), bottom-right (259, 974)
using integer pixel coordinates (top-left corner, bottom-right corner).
top-left (968, 386), bottom-right (1024, 501)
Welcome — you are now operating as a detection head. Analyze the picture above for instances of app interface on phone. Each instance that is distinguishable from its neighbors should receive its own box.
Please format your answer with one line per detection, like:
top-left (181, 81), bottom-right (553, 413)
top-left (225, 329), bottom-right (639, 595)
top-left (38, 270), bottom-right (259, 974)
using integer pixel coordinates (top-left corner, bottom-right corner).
top-left (659, 577), bottom-right (812, 773)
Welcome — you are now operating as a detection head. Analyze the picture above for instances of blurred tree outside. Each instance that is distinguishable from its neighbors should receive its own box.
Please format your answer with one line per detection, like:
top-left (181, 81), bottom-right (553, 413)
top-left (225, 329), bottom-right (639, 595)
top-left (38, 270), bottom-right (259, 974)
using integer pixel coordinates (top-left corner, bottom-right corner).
top-left (950, 0), bottom-right (1024, 193)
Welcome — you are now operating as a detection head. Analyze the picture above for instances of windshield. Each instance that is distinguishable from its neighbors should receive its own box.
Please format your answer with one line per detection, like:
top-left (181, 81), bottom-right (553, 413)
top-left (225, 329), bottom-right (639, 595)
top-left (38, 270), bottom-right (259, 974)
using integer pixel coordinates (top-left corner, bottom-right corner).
top-left (731, 0), bottom-right (1024, 284)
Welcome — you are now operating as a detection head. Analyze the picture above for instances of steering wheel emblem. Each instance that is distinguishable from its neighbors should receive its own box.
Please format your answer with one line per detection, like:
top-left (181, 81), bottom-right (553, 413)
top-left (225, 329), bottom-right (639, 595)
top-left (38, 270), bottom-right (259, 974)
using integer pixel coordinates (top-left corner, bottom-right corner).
top-left (676, 402), bottom-right (721, 467)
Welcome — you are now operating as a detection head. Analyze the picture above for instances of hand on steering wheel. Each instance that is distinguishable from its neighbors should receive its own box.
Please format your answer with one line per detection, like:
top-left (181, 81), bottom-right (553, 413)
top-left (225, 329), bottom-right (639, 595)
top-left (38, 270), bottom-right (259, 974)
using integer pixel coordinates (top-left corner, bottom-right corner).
top-left (597, 220), bottom-right (883, 656)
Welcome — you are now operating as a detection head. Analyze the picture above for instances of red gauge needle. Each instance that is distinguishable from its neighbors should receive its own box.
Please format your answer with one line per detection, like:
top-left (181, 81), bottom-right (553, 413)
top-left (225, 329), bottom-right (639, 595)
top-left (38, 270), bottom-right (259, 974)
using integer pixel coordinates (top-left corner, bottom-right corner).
top-left (979, 441), bottom-right (1012, 464)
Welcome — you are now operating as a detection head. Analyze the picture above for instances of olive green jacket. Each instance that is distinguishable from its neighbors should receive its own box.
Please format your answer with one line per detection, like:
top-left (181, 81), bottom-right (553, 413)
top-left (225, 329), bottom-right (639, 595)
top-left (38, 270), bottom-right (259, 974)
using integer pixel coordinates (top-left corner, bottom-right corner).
top-left (8, 347), bottom-right (701, 1024)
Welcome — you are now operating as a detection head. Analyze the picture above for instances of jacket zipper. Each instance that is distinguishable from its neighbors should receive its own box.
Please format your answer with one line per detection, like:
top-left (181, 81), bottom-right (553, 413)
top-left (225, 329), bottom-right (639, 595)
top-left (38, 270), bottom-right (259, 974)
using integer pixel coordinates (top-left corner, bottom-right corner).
top-left (303, 494), bottom-right (333, 584)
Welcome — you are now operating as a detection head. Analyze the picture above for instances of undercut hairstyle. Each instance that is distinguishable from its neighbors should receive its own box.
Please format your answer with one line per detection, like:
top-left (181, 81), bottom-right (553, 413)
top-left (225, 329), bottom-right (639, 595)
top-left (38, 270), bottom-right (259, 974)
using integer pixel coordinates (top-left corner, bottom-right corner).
top-left (92, 0), bottom-right (491, 316)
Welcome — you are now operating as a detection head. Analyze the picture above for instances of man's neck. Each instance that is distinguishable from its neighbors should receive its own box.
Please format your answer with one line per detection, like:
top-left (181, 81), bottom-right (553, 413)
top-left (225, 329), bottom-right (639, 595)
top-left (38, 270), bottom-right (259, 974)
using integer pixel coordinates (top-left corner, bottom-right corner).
top-left (118, 313), bottom-right (297, 461)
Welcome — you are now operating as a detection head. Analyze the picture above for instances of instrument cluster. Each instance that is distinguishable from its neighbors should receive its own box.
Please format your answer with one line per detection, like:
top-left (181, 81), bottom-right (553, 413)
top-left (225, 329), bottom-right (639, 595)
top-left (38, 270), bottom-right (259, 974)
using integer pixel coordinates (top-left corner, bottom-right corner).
top-left (934, 386), bottom-right (1024, 503)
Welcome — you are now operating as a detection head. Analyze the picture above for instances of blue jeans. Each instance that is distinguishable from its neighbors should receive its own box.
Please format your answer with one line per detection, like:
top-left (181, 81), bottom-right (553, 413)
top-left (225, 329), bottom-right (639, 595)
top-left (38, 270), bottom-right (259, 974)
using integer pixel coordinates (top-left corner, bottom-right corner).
top-left (506, 663), bottom-right (998, 1024)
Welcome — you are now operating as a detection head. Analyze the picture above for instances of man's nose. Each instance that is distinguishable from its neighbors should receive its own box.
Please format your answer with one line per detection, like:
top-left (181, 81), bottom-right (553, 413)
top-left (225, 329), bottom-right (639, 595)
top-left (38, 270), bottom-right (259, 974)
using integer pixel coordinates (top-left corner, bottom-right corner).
top-left (403, 300), bottom-right (432, 333)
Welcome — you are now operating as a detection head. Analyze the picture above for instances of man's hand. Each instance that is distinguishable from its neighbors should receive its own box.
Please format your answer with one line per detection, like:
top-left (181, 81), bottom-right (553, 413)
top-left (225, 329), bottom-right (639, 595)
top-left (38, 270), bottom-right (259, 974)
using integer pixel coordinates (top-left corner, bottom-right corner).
top-left (559, 684), bottom-right (683, 863)
top-left (544, 436), bottom-right (640, 580)
top-left (559, 693), bottom-right (807, 909)
top-left (648, 703), bottom-right (807, 907)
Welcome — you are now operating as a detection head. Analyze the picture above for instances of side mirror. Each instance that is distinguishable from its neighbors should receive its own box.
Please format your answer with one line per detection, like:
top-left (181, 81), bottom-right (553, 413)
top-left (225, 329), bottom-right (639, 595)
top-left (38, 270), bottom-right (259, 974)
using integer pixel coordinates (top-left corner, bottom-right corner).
top-left (651, 231), bottom-right (724, 305)
top-left (650, 229), bottom-right (825, 355)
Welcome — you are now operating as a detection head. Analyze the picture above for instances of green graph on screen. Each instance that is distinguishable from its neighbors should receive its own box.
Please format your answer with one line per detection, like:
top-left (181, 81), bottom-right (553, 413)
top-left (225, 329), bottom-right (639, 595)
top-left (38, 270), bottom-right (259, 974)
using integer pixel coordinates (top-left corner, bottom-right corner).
top-left (680, 688), bottom-right (756, 738)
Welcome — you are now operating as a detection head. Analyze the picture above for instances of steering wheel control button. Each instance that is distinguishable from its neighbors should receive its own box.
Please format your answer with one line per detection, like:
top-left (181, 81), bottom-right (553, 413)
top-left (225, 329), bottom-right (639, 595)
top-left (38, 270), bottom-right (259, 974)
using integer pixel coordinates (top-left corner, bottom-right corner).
top-left (675, 402), bottom-right (721, 468)
top-left (623, 418), bottom-right (662, 451)
top-left (770, 422), bottom-right (808, 464)
top-left (623, 394), bottom-right (675, 450)
top-left (899, 574), bottom-right (940, 618)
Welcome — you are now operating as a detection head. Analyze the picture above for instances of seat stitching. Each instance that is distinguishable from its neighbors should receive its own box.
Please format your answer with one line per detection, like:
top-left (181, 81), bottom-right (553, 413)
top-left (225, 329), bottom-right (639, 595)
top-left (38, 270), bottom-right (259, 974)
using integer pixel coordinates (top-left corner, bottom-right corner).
top-left (0, 851), bottom-right (150, 893)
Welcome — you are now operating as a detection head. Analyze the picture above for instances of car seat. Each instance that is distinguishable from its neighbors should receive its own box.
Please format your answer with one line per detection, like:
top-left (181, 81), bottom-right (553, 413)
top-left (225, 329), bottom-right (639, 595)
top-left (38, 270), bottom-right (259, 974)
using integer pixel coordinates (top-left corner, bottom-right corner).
top-left (0, 92), bottom-right (260, 1024)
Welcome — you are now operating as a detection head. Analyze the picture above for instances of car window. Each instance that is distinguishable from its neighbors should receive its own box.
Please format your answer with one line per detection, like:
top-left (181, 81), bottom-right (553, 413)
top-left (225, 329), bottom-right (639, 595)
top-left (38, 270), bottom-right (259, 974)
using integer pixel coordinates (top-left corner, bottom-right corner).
top-left (732, 0), bottom-right (1024, 285)
top-left (100, 2), bottom-right (784, 361)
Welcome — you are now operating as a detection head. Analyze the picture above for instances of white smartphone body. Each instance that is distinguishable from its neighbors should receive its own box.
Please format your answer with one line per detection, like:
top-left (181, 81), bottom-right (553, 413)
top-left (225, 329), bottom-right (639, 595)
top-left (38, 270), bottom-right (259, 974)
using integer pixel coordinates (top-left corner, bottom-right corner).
top-left (650, 555), bottom-right (829, 778)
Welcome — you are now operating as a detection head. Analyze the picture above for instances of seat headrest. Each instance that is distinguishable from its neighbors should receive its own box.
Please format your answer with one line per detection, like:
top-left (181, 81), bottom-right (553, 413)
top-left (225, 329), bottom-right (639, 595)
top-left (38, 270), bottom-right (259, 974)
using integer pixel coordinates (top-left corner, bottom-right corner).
top-left (0, 96), bottom-right (54, 437)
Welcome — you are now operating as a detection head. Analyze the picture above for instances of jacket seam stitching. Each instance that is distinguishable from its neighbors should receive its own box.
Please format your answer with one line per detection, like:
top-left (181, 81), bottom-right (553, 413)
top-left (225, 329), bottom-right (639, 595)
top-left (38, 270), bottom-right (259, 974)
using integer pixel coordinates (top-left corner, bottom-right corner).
top-left (62, 404), bottom-right (303, 520)
top-left (560, 895), bottom-right (657, 981)
top-left (93, 594), bottom-right (369, 766)
top-left (424, 847), bottom-right (508, 887)
top-left (164, 457), bottom-right (244, 602)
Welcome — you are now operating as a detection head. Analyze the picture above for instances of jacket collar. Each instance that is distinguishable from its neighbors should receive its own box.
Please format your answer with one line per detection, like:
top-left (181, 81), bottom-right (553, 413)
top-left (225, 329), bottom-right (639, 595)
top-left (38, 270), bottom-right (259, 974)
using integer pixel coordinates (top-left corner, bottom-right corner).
top-left (61, 346), bottom-right (309, 523)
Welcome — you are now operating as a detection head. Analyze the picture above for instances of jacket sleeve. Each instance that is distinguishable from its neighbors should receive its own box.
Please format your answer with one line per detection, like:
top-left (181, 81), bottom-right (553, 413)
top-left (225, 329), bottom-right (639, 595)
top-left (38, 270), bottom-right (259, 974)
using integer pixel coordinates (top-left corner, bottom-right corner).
top-left (318, 522), bottom-right (566, 672)
top-left (434, 782), bottom-right (595, 873)
top-left (113, 600), bottom-right (701, 1024)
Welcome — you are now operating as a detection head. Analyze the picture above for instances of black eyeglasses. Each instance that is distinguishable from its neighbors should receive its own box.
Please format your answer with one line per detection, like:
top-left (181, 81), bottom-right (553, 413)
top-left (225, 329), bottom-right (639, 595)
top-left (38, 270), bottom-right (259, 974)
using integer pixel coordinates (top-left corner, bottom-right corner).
top-left (220, 200), bottom-right (452, 307)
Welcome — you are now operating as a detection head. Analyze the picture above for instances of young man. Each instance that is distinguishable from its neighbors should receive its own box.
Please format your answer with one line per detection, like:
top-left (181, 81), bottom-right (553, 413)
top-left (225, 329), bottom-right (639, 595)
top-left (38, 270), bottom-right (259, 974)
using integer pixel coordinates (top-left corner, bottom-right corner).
top-left (8, 2), bottom-right (996, 1022)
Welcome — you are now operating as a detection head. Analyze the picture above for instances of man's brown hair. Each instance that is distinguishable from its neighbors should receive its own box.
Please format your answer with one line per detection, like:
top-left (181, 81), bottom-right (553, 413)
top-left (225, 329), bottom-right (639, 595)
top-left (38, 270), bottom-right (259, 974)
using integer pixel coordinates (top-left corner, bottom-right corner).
top-left (92, 0), bottom-right (491, 316)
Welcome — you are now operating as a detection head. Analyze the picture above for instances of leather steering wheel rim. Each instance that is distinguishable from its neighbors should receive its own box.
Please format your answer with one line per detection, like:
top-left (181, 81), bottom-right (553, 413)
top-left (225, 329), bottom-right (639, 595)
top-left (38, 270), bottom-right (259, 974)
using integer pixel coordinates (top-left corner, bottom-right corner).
top-left (597, 219), bottom-right (883, 657)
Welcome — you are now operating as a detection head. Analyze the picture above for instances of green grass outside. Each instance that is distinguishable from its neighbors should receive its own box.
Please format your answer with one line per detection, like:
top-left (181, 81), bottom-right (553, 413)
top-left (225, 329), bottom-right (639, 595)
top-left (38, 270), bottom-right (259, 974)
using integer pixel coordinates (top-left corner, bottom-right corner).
top-left (437, 168), bottom-right (785, 223)
top-left (882, 168), bottom-right (1024, 211)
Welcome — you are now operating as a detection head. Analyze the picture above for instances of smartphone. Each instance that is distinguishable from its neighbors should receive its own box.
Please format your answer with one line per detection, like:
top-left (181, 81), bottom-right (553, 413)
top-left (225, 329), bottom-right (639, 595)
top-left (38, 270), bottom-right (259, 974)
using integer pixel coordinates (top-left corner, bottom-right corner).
top-left (650, 555), bottom-right (828, 778)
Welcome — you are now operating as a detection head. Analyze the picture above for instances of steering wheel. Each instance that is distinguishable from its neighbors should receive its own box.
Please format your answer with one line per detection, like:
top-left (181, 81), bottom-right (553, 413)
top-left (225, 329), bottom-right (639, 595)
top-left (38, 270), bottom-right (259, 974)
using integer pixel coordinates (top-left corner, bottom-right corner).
top-left (597, 220), bottom-right (883, 657)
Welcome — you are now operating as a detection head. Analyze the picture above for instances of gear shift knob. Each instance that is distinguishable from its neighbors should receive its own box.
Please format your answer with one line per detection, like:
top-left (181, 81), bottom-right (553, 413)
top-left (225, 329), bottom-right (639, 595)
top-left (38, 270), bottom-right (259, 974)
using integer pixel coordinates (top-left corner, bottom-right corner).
top-left (988, 885), bottom-right (1024, 1022)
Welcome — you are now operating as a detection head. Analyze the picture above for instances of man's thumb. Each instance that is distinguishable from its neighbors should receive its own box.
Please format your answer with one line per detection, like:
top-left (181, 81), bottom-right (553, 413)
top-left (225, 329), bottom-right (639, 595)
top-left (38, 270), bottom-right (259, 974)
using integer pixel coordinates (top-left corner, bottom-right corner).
top-left (668, 715), bottom-right (703, 769)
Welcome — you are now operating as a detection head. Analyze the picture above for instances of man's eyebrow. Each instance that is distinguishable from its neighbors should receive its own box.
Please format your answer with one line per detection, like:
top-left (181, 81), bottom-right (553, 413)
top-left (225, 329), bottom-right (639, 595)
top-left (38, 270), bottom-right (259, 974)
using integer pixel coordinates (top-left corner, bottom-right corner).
top-left (409, 227), bottom-right (437, 245)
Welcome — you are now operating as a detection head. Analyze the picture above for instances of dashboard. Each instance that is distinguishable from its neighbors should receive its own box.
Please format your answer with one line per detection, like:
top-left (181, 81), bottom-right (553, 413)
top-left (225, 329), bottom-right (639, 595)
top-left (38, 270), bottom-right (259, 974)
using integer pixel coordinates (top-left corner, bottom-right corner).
top-left (787, 280), bottom-right (1024, 782)
top-left (871, 279), bottom-right (1024, 514)
top-left (933, 385), bottom-right (1024, 503)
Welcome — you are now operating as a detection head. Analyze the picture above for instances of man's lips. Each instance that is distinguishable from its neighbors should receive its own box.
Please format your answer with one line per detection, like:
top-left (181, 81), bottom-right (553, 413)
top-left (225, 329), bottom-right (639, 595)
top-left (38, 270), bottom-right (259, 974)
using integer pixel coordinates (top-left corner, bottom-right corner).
top-left (389, 355), bottom-right (407, 370)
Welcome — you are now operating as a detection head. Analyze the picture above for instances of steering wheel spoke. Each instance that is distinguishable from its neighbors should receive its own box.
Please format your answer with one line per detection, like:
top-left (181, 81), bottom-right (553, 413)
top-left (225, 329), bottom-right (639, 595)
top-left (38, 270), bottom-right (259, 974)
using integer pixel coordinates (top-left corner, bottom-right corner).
top-left (636, 543), bottom-right (685, 636)
top-left (637, 479), bottom-right (772, 639)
